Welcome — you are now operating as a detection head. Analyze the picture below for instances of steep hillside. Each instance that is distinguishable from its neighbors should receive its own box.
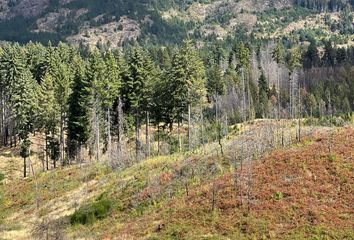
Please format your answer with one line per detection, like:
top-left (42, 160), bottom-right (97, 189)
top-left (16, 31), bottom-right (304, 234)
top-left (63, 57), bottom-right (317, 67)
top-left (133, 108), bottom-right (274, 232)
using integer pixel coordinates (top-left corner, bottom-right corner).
top-left (0, 0), bottom-right (352, 46)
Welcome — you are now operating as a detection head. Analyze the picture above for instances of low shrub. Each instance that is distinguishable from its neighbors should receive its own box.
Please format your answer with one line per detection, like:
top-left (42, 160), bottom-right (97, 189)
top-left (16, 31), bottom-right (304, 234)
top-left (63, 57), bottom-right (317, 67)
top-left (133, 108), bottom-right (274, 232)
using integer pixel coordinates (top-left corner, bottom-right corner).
top-left (70, 198), bottom-right (112, 225)
top-left (327, 154), bottom-right (336, 162)
top-left (274, 191), bottom-right (283, 201)
top-left (0, 172), bottom-right (4, 182)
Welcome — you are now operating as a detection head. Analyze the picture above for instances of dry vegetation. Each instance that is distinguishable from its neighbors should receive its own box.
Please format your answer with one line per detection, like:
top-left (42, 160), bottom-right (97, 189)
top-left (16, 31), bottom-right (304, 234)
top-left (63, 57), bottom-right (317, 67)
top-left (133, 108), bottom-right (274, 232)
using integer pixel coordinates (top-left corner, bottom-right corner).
top-left (140, 127), bottom-right (353, 239)
top-left (0, 121), bottom-right (353, 239)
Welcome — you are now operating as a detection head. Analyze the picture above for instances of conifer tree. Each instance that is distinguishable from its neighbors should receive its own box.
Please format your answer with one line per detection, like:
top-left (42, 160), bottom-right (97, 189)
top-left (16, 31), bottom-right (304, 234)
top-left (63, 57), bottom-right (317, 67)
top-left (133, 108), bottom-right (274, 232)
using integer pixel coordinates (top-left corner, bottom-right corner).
top-left (322, 41), bottom-right (336, 66)
top-left (68, 56), bottom-right (92, 163)
top-left (206, 62), bottom-right (225, 100)
top-left (288, 47), bottom-right (302, 118)
top-left (303, 40), bottom-right (320, 68)
top-left (272, 41), bottom-right (285, 65)
top-left (257, 71), bottom-right (270, 118)
top-left (167, 40), bottom-right (206, 151)
top-left (113, 49), bottom-right (129, 159)
top-left (122, 47), bottom-right (157, 159)
top-left (232, 42), bottom-right (253, 120)
top-left (38, 72), bottom-right (59, 169)
top-left (86, 51), bottom-right (107, 161)
top-left (272, 41), bottom-right (285, 119)
top-left (47, 45), bottom-right (72, 166)
top-left (0, 44), bottom-right (27, 147)
top-left (103, 51), bottom-right (122, 159)
top-left (11, 69), bottom-right (39, 177)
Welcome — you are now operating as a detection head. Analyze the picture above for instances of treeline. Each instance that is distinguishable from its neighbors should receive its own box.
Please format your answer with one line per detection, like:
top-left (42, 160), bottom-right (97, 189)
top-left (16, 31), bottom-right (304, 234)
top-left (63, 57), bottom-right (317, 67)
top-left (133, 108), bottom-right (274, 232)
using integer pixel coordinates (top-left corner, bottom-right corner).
top-left (0, 39), bottom-right (353, 177)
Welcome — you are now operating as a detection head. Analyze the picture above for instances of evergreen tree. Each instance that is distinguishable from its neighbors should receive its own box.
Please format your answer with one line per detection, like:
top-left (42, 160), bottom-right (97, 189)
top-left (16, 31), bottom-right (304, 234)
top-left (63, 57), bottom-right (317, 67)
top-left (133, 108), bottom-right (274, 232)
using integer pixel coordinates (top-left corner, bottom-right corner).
top-left (288, 47), bottom-right (302, 118)
top-left (86, 50), bottom-right (107, 161)
top-left (11, 69), bottom-right (39, 177)
top-left (288, 48), bottom-right (302, 74)
top-left (257, 71), bottom-right (270, 118)
top-left (38, 72), bottom-right (59, 169)
top-left (47, 45), bottom-right (72, 166)
top-left (233, 42), bottom-right (251, 73)
top-left (68, 56), bottom-right (91, 162)
top-left (303, 40), bottom-right (320, 68)
top-left (166, 40), bottom-right (206, 151)
top-left (206, 62), bottom-right (225, 100)
top-left (272, 41), bottom-right (285, 65)
top-left (322, 41), bottom-right (336, 66)
top-left (122, 46), bottom-right (157, 159)
top-left (336, 47), bottom-right (347, 64)
top-left (0, 44), bottom-right (27, 147)
top-left (103, 50), bottom-right (122, 157)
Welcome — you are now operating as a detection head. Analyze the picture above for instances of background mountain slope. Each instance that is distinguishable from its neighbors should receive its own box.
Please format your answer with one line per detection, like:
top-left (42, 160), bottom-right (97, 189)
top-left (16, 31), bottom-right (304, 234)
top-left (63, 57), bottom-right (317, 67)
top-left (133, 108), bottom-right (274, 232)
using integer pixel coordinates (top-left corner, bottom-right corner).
top-left (0, 0), bottom-right (353, 46)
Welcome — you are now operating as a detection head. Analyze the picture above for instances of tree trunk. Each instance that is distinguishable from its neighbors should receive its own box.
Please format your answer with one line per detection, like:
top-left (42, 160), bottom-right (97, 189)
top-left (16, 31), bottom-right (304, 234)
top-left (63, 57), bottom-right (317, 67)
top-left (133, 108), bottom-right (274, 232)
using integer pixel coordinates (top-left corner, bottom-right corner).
top-left (145, 111), bottom-right (150, 158)
top-left (225, 113), bottom-right (229, 136)
top-left (177, 120), bottom-right (181, 152)
top-left (289, 74), bottom-right (293, 119)
top-left (135, 112), bottom-right (140, 160)
top-left (45, 134), bottom-right (49, 170)
top-left (4, 126), bottom-right (8, 147)
top-left (200, 111), bottom-right (205, 153)
top-left (117, 97), bottom-right (123, 159)
top-left (78, 144), bottom-right (82, 166)
top-left (277, 66), bottom-right (281, 120)
top-left (107, 109), bottom-right (112, 161)
top-left (242, 69), bottom-right (247, 122)
top-left (29, 156), bottom-right (35, 176)
top-left (297, 81), bottom-right (301, 142)
top-left (94, 107), bottom-right (100, 162)
top-left (13, 128), bottom-right (16, 147)
top-left (281, 125), bottom-right (284, 147)
top-left (157, 126), bottom-right (160, 155)
top-left (298, 118), bottom-right (301, 142)
top-left (188, 105), bottom-right (191, 152)
top-left (9, 124), bottom-right (13, 148)
top-left (23, 157), bottom-right (27, 178)
top-left (60, 110), bottom-right (65, 166)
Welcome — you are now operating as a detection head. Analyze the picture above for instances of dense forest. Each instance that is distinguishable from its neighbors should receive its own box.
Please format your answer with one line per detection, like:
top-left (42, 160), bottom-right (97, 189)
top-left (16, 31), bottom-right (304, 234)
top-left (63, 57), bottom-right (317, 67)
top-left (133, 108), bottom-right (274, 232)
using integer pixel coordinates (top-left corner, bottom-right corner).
top-left (0, 38), bottom-right (353, 177)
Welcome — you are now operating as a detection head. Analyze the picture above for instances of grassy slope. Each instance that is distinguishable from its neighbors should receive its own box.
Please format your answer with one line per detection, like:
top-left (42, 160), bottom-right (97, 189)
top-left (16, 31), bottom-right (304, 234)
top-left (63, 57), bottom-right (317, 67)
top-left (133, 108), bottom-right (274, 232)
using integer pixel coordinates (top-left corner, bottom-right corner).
top-left (0, 122), bottom-right (353, 239)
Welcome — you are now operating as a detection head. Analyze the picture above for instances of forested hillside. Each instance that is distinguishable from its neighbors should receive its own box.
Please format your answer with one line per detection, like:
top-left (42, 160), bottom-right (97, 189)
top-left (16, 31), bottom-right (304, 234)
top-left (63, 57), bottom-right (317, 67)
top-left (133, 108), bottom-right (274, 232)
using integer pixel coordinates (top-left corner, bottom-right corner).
top-left (0, 38), bottom-right (353, 177)
top-left (0, 0), bottom-right (353, 46)
top-left (0, 1), bottom-right (353, 240)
